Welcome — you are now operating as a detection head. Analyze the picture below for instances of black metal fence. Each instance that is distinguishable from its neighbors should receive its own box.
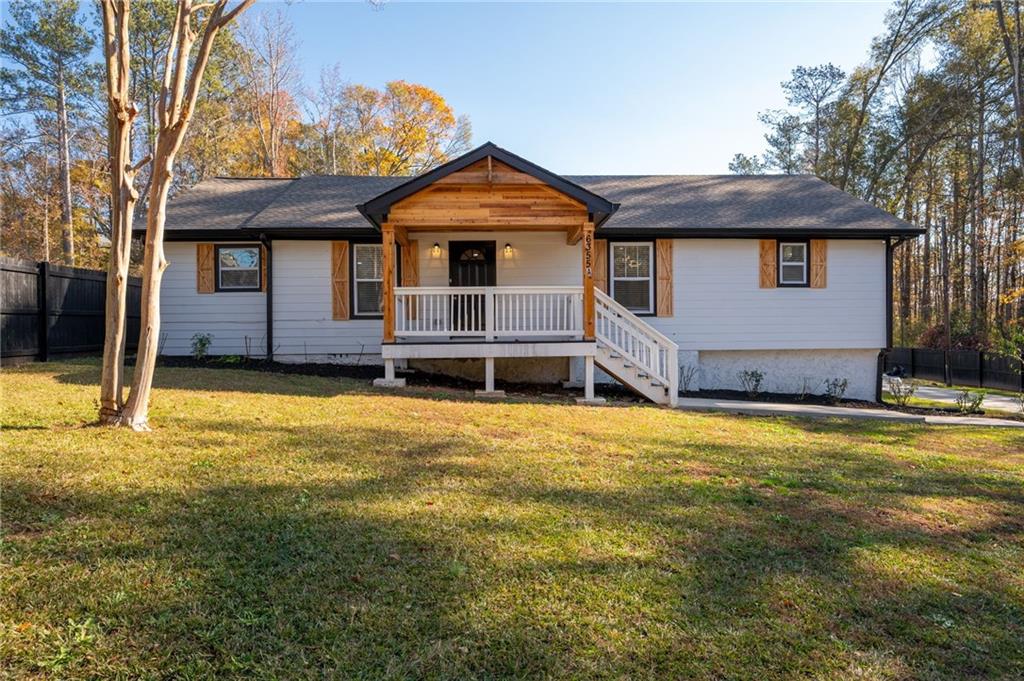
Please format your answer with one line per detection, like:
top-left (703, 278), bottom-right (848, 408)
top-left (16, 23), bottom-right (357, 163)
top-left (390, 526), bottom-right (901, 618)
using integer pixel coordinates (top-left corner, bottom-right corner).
top-left (884, 346), bottom-right (1024, 392)
top-left (1, 256), bottom-right (142, 362)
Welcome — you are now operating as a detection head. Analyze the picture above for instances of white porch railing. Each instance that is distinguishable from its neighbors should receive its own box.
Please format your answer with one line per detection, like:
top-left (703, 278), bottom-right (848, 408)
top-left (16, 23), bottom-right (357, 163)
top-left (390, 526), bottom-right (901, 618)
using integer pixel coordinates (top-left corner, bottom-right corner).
top-left (394, 286), bottom-right (584, 340)
top-left (594, 288), bottom-right (678, 403)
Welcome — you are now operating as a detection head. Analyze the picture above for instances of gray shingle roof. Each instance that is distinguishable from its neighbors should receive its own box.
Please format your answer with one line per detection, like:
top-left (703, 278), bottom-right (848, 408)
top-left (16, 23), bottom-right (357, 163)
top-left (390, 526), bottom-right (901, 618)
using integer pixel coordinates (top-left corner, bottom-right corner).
top-left (246, 175), bottom-right (405, 230)
top-left (570, 175), bottom-right (915, 233)
top-left (164, 177), bottom-right (295, 230)
top-left (163, 173), bottom-right (919, 236)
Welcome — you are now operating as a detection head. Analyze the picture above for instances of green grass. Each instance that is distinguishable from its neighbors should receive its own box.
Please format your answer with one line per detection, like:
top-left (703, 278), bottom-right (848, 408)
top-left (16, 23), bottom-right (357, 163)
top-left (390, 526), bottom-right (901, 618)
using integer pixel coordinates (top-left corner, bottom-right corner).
top-left (3, 359), bottom-right (1024, 679)
top-left (909, 378), bottom-right (1023, 400)
top-left (882, 391), bottom-right (1022, 418)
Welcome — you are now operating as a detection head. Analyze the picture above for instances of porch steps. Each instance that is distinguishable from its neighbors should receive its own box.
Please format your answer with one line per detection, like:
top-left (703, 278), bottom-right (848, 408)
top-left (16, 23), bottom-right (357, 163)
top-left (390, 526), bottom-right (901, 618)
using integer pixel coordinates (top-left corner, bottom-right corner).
top-left (593, 289), bottom-right (679, 407)
top-left (595, 341), bottom-right (674, 406)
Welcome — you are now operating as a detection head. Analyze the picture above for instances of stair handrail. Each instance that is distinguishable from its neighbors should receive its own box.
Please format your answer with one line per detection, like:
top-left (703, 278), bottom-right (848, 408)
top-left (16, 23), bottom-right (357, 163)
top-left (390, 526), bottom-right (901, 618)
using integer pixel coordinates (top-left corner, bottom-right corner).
top-left (594, 289), bottom-right (679, 404)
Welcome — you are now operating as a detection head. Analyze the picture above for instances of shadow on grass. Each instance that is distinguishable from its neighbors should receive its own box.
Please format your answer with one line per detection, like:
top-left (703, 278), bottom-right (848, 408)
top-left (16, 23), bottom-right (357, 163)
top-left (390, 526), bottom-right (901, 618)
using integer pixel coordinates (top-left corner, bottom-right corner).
top-left (6, 412), bottom-right (1024, 678)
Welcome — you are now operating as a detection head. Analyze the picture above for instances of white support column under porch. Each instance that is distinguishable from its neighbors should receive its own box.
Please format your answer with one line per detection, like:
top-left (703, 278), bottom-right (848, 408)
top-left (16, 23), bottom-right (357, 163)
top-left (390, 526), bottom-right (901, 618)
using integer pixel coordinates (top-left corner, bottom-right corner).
top-left (380, 340), bottom-right (599, 400)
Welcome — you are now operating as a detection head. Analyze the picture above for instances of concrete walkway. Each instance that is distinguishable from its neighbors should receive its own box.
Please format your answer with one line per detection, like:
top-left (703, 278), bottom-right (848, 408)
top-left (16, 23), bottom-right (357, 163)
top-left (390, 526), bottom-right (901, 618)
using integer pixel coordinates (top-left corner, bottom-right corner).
top-left (882, 376), bottom-right (1021, 413)
top-left (675, 397), bottom-right (1024, 428)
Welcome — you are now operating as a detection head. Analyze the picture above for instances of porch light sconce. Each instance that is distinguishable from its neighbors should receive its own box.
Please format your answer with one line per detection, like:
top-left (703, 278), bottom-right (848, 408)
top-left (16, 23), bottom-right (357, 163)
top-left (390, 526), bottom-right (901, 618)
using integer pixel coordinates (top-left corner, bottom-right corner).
top-left (431, 242), bottom-right (441, 257)
top-left (504, 243), bottom-right (513, 256)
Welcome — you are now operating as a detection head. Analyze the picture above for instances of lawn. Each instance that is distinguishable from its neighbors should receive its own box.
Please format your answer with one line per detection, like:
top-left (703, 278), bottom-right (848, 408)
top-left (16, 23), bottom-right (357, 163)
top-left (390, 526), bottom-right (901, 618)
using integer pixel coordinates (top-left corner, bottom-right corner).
top-left (3, 360), bottom-right (1024, 679)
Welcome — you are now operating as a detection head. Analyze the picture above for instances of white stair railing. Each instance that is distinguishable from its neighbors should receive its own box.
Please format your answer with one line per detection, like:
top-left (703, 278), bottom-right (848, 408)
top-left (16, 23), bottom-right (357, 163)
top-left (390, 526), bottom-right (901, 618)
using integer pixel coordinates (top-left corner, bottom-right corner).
top-left (594, 288), bottom-right (679, 405)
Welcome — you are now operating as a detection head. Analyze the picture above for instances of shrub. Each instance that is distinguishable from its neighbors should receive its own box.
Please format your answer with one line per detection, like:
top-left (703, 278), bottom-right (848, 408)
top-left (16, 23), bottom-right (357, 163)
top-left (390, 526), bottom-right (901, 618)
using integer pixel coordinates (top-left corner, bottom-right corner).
top-left (823, 378), bottom-right (848, 404)
top-left (190, 333), bottom-right (213, 360)
top-left (1017, 392), bottom-right (1024, 415)
top-left (738, 369), bottom-right (764, 399)
top-left (954, 389), bottom-right (985, 414)
top-left (679, 365), bottom-right (698, 393)
top-left (888, 378), bottom-right (918, 407)
top-left (797, 376), bottom-right (820, 401)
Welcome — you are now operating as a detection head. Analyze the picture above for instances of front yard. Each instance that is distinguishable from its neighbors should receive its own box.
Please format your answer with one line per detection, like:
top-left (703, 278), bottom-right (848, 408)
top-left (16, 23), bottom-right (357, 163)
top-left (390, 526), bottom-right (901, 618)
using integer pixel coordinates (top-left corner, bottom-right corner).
top-left (2, 360), bottom-right (1023, 679)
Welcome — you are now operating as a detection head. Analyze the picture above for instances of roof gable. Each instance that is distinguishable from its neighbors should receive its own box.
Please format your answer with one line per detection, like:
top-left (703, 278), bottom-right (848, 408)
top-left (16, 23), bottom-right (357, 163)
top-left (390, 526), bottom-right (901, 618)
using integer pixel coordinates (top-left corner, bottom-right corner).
top-left (357, 142), bottom-right (619, 228)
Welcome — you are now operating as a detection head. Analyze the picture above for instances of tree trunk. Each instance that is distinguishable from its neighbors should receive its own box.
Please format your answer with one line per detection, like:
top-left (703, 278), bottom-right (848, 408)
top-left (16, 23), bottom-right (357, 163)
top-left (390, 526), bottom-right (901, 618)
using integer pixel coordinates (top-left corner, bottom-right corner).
top-left (972, 86), bottom-right (986, 333)
top-left (941, 216), bottom-right (951, 350)
top-left (119, 158), bottom-right (171, 430)
top-left (922, 182), bottom-right (932, 325)
top-left (42, 190), bottom-right (50, 263)
top-left (99, 0), bottom-right (143, 424)
top-left (56, 75), bottom-right (75, 266)
top-left (996, 0), bottom-right (1024, 169)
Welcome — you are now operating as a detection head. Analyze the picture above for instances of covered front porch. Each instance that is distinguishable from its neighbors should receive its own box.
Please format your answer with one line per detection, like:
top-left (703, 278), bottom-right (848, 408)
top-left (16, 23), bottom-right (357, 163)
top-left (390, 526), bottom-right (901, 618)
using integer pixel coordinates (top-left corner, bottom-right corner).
top-left (356, 143), bottom-right (677, 405)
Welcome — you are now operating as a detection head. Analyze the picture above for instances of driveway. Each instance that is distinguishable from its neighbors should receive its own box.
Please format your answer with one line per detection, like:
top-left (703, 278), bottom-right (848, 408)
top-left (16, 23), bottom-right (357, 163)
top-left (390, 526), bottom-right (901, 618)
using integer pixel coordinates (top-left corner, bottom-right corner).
top-left (883, 376), bottom-right (1021, 413)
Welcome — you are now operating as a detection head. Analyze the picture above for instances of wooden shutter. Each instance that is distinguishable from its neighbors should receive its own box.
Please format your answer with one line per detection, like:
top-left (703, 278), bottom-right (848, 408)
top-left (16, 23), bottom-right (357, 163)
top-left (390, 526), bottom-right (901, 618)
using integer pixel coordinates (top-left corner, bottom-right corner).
top-left (655, 239), bottom-right (673, 317)
top-left (593, 239), bottom-right (608, 293)
top-left (260, 244), bottom-right (268, 292)
top-left (331, 241), bottom-right (349, 320)
top-left (197, 243), bottom-right (215, 293)
top-left (759, 239), bottom-right (777, 289)
top-left (810, 239), bottom-right (827, 288)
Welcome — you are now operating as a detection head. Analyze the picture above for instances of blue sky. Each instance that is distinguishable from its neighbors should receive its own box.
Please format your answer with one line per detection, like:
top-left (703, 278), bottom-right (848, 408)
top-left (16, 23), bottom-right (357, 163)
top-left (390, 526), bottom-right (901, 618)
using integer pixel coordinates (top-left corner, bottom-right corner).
top-left (269, 1), bottom-right (892, 174)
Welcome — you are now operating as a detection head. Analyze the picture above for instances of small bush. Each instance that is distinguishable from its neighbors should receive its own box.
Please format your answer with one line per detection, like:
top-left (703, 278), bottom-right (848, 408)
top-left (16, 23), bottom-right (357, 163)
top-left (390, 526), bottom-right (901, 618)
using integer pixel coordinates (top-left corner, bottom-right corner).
top-left (190, 333), bottom-right (213, 360)
top-left (797, 376), bottom-right (820, 401)
top-left (824, 378), bottom-right (848, 404)
top-left (738, 369), bottom-right (764, 399)
top-left (679, 365), bottom-right (698, 393)
top-left (888, 378), bottom-right (918, 407)
top-left (954, 389), bottom-right (985, 414)
top-left (1017, 392), bottom-right (1024, 415)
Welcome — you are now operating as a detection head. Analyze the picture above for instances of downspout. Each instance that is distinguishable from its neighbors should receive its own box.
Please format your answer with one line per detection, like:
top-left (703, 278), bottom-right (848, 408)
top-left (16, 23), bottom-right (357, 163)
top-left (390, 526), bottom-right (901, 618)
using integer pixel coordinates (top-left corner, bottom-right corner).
top-left (261, 233), bottom-right (273, 361)
top-left (878, 235), bottom-right (912, 402)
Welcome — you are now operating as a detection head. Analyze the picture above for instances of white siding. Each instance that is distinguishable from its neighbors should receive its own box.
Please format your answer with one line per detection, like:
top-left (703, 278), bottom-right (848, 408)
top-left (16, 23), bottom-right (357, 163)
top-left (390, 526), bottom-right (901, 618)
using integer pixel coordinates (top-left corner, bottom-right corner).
top-left (415, 231), bottom-right (581, 287)
top-left (648, 239), bottom-right (886, 351)
top-left (161, 241), bottom-right (266, 356)
top-left (273, 240), bottom-right (382, 363)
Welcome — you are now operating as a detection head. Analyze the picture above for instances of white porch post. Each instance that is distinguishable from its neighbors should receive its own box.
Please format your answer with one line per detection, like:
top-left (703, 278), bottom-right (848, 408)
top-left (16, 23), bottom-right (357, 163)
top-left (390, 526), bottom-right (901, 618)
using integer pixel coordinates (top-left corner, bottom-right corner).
top-left (475, 355), bottom-right (505, 398)
top-left (484, 357), bottom-right (495, 391)
top-left (576, 353), bottom-right (606, 405)
top-left (584, 355), bottom-right (594, 400)
top-left (373, 357), bottom-right (407, 388)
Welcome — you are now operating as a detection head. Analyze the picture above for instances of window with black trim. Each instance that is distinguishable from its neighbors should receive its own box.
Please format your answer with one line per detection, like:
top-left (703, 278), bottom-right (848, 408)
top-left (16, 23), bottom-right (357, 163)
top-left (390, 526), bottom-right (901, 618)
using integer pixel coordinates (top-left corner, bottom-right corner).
top-left (216, 244), bottom-right (261, 291)
top-left (611, 242), bottom-right (654, 313)
top-left (353, 243), bottom-right (384, 315)
top-left (778, 241), bottom-right (808, 286)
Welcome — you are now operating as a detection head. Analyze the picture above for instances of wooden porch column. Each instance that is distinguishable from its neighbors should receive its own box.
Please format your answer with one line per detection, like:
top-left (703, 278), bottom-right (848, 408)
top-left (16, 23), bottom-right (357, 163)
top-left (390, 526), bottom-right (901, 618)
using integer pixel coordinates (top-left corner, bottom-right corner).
top-left (382, 221), bottom-right (396, 342)
top-left (581, 220), bottom-right (596, 340)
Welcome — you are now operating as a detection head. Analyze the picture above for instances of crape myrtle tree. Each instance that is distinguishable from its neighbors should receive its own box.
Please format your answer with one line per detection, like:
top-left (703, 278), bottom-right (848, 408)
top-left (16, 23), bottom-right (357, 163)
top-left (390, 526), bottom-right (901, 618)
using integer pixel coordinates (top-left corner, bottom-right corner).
top-left (98, 0), bottom-right (254, 429)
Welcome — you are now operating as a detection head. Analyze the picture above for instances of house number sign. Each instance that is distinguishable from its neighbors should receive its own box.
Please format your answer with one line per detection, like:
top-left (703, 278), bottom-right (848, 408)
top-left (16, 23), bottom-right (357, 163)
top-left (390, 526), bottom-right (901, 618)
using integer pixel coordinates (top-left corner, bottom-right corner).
top-left (584, 231), bottom-right (593, 277)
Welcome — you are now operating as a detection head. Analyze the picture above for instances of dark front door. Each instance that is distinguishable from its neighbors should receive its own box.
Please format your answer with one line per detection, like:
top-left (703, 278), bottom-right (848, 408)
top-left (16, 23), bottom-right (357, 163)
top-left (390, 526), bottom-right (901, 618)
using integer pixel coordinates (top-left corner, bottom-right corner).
top-left (448, 241), bottom-right (496, 332)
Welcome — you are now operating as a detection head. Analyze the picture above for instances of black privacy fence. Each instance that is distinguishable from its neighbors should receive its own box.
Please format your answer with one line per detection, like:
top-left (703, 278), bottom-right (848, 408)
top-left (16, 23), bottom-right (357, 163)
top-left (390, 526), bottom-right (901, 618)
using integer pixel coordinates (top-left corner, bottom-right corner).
top-left (884, 346), bottom-right (1024, 392)
top-left (1, 256), bottom-right (142, 362)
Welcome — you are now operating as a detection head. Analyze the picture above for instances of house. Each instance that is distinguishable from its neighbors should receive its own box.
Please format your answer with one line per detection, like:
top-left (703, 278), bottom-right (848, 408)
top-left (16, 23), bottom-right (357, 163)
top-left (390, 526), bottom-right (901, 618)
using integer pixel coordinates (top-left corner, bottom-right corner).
top-left (154, 142), bottom-right (922, 405)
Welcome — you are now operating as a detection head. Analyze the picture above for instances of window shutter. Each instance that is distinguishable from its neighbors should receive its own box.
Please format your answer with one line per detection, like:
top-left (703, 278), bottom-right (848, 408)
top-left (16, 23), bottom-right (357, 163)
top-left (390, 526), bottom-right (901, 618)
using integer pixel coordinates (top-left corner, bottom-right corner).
top-left (655, 239), bottom-right (673, 317)
top-left (759, 239), bottom-right (777, 288)
top-left (260, 244), bottom-right (268, 292)
top-left (331, 241), bottom-right (350, 320)
top-left (594, 239), bottom-right (608, 293)
top-left (810, 239), bottom-right (827, 288)
top-left (197, 243), bottom-right (215, 293)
